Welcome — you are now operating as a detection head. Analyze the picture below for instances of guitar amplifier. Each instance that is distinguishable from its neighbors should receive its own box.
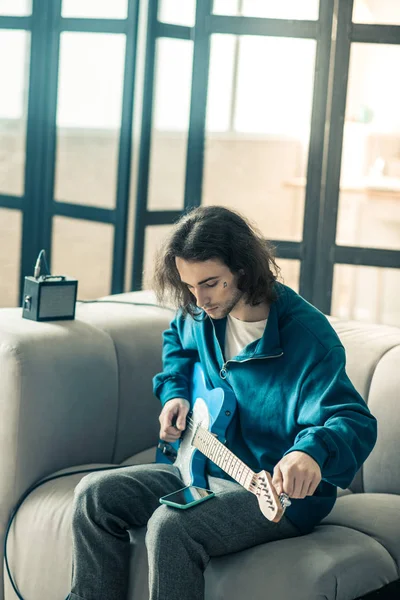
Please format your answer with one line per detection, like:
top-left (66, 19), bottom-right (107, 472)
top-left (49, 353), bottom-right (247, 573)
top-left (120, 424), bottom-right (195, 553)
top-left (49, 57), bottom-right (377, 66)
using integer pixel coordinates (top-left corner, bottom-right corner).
top-left (22, 275), bottom-right (78, 321)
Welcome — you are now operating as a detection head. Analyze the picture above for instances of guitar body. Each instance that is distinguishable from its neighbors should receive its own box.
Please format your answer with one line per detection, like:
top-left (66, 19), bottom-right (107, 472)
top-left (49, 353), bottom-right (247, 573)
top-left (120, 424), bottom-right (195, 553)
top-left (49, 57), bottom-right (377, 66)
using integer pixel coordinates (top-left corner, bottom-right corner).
top-left (156, 363), bottom-right (237, 488)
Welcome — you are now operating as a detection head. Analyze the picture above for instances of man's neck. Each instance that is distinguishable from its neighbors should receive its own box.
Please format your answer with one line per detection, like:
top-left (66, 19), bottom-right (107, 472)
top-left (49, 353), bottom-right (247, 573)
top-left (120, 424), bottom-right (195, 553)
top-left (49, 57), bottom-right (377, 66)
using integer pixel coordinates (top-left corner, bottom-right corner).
top-left (229, 299), bottom-right (270, 323)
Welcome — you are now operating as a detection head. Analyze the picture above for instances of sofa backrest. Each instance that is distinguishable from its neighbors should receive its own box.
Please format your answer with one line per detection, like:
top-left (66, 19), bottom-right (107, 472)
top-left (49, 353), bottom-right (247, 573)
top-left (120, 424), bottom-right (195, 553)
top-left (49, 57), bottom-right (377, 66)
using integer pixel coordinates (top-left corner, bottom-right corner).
top-left (76, 295), bottom-right (174, 463)
top-left (329, 318), bottom-right (400, 495)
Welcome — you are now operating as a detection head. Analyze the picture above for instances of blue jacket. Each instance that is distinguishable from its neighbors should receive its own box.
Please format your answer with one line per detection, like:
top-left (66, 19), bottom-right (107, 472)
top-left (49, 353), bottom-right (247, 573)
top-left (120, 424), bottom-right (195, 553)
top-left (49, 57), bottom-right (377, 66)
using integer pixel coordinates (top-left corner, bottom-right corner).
top-left (153, 283), bottom-right (378, 534)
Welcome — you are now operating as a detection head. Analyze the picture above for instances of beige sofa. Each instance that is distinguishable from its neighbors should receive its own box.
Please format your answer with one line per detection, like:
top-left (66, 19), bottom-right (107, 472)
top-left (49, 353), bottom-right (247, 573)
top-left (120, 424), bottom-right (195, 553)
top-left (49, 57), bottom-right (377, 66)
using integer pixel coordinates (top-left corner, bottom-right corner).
top-left (1, 290), bottom-right (400, 600)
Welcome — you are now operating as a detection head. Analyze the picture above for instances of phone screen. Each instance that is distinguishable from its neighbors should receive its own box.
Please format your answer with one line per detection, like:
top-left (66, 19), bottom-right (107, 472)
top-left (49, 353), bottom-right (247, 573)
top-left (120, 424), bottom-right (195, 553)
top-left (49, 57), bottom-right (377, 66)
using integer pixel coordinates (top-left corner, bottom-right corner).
top-left (160, 485), bottom-right (214, 506)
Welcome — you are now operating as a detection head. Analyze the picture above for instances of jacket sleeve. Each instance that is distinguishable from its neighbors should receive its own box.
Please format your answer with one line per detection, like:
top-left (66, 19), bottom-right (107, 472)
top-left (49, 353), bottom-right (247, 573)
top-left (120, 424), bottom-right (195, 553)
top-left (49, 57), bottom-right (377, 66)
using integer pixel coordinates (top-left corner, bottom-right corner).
top-left (152, 311), bottom-right (199, 406)
top-left (283, 345), bottom-right (378, 489)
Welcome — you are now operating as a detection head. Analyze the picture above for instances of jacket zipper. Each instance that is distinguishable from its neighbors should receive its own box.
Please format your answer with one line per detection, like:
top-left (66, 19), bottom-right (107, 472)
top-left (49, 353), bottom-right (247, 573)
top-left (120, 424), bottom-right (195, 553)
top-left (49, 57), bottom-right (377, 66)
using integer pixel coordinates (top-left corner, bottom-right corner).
top-left (219, 353), bottom-right (283, 379)
top-left (208, 315), bottom-right (283, 379)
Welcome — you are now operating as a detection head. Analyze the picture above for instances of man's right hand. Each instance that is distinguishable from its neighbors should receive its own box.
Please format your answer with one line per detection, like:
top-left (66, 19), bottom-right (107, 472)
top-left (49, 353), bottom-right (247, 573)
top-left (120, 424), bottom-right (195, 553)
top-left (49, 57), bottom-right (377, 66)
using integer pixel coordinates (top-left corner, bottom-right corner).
top-left (159, 398), bottom-right (190, 442)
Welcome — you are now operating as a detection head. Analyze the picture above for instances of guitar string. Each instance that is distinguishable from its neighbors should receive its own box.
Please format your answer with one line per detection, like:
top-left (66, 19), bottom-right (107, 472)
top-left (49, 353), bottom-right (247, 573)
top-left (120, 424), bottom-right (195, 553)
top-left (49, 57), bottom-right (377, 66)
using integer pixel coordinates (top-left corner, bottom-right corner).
top-left (174, 414), bottom-right (280, 506)
top-left (176, 414), bottom-right (290, 508)
top-left (182, 415), bottom-right (254, 486)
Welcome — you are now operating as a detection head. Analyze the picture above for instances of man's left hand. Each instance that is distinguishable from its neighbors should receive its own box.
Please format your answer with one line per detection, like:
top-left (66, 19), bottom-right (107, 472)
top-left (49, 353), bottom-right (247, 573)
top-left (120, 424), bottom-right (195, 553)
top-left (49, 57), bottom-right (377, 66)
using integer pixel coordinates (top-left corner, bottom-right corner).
top-left (272, 451), bottom-right (322, 499)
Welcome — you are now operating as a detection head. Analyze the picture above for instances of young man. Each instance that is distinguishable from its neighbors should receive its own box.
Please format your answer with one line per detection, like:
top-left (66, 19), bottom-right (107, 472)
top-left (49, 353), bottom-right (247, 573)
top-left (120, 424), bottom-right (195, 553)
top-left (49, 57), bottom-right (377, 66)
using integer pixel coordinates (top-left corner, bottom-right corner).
top-left (69, 206), bottom-right (377, 600)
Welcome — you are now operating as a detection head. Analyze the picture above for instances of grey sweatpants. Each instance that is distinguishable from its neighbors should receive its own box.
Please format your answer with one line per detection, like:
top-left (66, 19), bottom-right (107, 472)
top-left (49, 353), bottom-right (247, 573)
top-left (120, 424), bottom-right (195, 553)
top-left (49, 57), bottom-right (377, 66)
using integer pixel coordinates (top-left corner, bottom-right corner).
top-left (69, 462), bottom-right (302, 600)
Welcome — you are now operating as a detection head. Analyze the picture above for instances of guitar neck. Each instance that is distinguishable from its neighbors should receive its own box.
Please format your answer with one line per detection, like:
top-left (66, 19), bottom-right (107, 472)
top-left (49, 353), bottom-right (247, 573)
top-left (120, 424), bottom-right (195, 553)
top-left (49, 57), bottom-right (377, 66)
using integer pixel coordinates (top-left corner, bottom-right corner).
top-left (192, 425), bottom-right (255, 490)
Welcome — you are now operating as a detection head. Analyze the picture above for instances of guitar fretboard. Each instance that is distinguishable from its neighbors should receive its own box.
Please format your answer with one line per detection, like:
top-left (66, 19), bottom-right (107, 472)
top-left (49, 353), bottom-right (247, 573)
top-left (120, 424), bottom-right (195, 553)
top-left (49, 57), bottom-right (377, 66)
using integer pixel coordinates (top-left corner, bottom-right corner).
top-left (192, 425), bottom-right (255, 490)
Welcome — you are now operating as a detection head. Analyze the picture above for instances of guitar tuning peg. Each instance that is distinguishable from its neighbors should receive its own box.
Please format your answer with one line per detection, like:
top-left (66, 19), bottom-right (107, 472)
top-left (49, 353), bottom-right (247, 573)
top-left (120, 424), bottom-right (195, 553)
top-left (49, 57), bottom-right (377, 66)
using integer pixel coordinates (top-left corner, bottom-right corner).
top-left (280, 493), bottom-right (291, 508)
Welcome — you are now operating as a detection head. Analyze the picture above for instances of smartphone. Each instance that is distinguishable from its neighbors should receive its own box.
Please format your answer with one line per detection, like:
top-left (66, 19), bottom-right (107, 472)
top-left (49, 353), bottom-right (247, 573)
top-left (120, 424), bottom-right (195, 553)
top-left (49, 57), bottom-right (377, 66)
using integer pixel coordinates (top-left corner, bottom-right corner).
top-left (159, 485), bottom-right (215, 509)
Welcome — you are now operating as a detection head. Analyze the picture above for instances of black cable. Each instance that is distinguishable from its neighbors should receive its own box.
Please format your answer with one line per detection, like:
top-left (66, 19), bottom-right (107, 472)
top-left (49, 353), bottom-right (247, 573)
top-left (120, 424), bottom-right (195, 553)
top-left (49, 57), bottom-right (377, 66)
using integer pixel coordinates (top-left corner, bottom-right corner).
top-left (34, 250), bottom-right (50, 278)
top-left (7, 299), bottom-right (174, 599)
top-left (4, 464), bottom-right (150, 600)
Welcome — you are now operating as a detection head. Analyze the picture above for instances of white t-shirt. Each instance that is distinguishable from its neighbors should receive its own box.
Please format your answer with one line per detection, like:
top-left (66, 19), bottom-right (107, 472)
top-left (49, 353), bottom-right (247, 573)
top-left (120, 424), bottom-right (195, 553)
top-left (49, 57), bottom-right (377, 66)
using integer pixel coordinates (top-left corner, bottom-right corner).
top-left (224, 313), bottom-right (268, 361)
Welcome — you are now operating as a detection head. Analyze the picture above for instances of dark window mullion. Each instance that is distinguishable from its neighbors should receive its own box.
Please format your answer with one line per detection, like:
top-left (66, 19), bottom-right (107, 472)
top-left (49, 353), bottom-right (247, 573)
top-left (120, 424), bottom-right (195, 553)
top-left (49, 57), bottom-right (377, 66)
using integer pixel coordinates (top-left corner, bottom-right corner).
top-left (335, 246), bottom-right (400, 270)
top-left (155, 22), bottom-right (192, 40)
top-left (0, 195), bottom-right (24, 210)
top-left (20, 0), bottom-right (60, 299)
top-left (312, 0), bottom-right (354, 314)
top-left (299, 0), bottom-right (335, 302)
top-left (111, 0), bottom-right (139, 294)
top-left (131, 0), bottom-right (158, 291)
top-left (0, 16), bottom-right (31, 29)
top-left (206, 15), bottom-right (318, 39)
top-left (60, 18), bottom-right (127, 34)
top-left (146, 210), bottom-right (182, 226)
top-left (39, 0), bottom-right (62, 274)
top-left (352, 23), bottom-right (400, 45)
top-left (112, 0), bottom-right (140, 295)
top-left (54, 202), bottom-right (115, 224)
top-left (183, 0), bottom-right (213, 211)
top-left (270, 241), bottom-right (303, 261)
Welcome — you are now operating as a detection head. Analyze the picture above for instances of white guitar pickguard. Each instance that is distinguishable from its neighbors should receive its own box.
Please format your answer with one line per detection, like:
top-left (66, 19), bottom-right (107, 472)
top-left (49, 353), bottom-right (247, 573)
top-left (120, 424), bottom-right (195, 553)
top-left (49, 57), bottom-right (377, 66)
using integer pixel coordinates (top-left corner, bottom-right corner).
top-left (174, 397), bottom-right (210, 487)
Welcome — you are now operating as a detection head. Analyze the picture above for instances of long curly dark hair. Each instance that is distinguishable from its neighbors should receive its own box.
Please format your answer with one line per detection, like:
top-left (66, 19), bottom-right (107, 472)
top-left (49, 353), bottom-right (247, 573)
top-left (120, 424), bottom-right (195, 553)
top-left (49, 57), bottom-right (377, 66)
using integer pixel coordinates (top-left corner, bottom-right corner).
top-left (152, 205), bottom-right (281, 317)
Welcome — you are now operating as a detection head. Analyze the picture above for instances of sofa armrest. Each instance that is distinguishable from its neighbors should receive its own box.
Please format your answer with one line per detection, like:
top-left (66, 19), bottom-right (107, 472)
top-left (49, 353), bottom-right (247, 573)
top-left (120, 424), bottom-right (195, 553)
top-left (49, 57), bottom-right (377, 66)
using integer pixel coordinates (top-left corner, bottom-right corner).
top-left (0, 309), bottom-right (119, 508)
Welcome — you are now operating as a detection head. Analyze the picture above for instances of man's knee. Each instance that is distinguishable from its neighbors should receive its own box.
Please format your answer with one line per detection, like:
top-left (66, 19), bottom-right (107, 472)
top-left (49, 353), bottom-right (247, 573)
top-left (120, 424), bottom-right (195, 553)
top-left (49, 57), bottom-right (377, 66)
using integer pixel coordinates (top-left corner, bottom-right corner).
top-left (145, 505), bottom-right (183, 548)
top-left (73, 472), bottom-right (108, 518)
top-left (72, 469), bottom-right (130, 521)
top-left (145, 505), bottom-right (209, 569)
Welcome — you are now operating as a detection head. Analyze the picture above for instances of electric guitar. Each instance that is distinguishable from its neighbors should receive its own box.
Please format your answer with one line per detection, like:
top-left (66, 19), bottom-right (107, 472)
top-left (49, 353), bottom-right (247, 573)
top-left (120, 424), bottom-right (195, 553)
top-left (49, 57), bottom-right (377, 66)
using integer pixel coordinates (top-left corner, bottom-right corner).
top-left (157, 363), bottom-right (291, 523)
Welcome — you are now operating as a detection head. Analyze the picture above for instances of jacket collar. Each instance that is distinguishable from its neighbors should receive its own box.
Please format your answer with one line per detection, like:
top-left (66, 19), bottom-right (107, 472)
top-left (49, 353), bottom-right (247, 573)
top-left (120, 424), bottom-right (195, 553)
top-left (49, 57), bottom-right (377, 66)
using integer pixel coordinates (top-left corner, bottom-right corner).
top-left (207, 282), bottom-right (288, 361)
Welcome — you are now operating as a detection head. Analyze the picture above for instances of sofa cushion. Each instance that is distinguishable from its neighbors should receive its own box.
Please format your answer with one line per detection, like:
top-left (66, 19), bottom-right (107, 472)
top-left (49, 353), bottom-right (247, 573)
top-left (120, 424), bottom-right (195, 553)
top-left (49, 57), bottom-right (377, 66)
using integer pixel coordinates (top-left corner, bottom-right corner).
top-left (322, 493), bottom-right (400, 570)
top-left (4, 454), bottom-right (399, 600)
top-left (364, 346), bottom-right (400, 495)
top-left (4, 463), bottom-right (112, 600)
top-left (3, 449), bottom-right (157, 600)
top-left (203, 524), bottom-right (397, 600)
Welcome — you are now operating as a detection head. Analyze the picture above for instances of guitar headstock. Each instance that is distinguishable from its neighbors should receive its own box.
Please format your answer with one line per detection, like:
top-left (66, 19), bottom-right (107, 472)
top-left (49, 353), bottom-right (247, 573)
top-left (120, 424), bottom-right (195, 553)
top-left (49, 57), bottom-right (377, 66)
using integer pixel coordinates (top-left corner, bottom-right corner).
top-left (252, 470), bottom-right (291, 523)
